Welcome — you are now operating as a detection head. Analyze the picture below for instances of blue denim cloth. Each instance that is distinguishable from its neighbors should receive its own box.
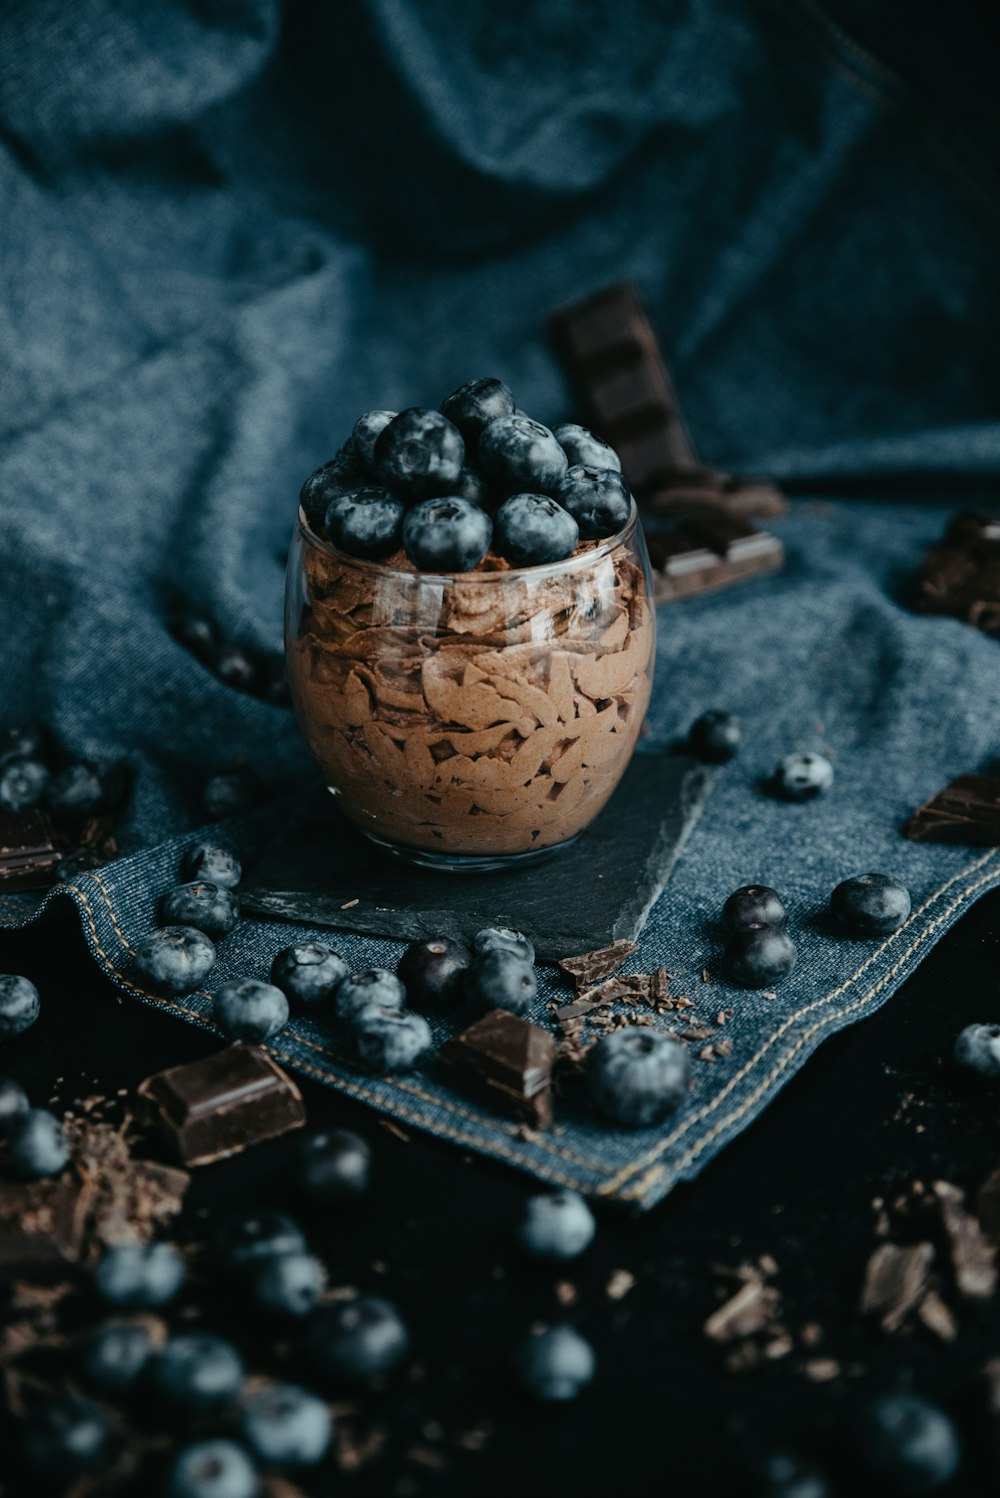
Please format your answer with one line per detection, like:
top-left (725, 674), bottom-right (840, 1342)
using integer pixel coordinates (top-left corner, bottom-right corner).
top-left (1, 1), bottom-right (999, 1206)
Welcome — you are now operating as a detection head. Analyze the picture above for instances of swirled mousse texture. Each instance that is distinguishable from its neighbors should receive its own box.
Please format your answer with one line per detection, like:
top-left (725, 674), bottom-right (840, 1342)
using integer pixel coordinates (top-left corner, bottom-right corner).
top-left (287, 530), bottom-right (654, 857)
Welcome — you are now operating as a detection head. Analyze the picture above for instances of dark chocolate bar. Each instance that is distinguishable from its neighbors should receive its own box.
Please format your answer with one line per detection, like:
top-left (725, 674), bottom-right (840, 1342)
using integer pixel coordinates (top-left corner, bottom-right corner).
top-left (902, 775), bottom-right (1000, 845)
top-left (914, 512), bottom-right (1000, 636)
top-left (439, 1009), bottom-right (556, 1130)
top-left (0, 1175), bottom-right (93, 1279)
top-left (137, 1044), bottom-right (306, 1165)
top-left (647, 511), bottom-right (784, 603)
top-left (0, 809), bottom-right (62, 891)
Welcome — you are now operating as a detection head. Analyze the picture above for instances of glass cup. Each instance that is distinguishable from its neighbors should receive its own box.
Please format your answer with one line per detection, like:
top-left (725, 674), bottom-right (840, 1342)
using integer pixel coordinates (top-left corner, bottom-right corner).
top-left (285, 502), bottom-right (655, 872)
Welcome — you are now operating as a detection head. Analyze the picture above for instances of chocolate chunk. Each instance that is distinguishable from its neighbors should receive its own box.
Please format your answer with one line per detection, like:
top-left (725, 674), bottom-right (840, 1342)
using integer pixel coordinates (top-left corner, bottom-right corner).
top-left (647, 513), bottom-right (784, 603)
top-left (555, 974), bottom-right (650, 1021)
top-left (703, 1272), bottom-right (780, 1344)
top-left (558, 939), bottom-right (638, 990)
top-left (137, 1044), bottom-right (306, 1166)
top-left (859, 1241), bottom-right (934, 1331)
top-left (902, 774), bottom-right (1000, 845)
top-left (914, 511), bottom-right (1000, 635)
top-left (0, 809), bottom-right (62, 891)
top-left (932, 1180), bottom-right (997, 1299)
top-left (439, 1009), bottom-right (556, 1129)
top-left (0, 1176), bottom-right (93, 1280)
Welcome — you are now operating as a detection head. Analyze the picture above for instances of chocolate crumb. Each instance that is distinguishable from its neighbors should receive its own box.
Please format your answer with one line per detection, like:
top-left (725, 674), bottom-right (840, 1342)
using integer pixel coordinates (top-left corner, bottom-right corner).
top-left (916, 1290), bottom-right (958, 1341)
top-left (859, 1241), bottom-right (934, 1331)
top-left (606, 1268), bottom-right (636, 1300)
top-left (932, 1179), bottom-right (997, 1299)
top-left (558, 939), bottom-right (638, 990)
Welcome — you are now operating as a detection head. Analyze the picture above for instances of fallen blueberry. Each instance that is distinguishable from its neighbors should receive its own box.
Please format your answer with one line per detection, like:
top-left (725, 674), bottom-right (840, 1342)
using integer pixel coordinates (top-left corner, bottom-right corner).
top-left (352, 409), bottom-right (397, 468)
top-left (689, 709), bottom-right (742, 764)
top-left (516, 1324), bottom-right (595, 1401)
top-left (518, 1190), bottom-right (595, 1261)
top-left (158, 881), bottom-right (240, 941)
top-left (402, 495), bottom-right (492, 572)
top-left (213, 979), bottom-right (289, 1043)
top-left (166, 1440), bottom-right (258, 1498)
top-left (134, 926), bottom-right (216, 997)
top-left (774, 751), bottom-right (834, 801)
top-left (7, 1108), bottom-right (69, 1177)
top-left (722, 885), bottom-right (786, 932)
top-left (300, 451), bottom-right (369, 529)
top-left (240, 1382), bottom-right (333, 1468)
top-left (271, 942), bottom-right (348, 1010)
top-left (94, 1241), bottom-right (185, 1308)
top-left (954, 1023), bottom-right (1000, 1079)
top-left (472, 926), bottom-right (535, 964)
top-left (203, 765), bottom-right (265, 820)
top-left (441, 377), bottom-right (516, 442)
top-left (854, 1391), bottom-right (961, 1493)
top-left (495, 493), bottom-right (579, 566)
top-left (150, 1333), bottom-right (244, 1413)
top-left (756, 1452), bottom-right (832, 1498)
top-left (307, 1294), bottom-right (410, 1382)
top-left (0, 721), bottom-right (51, 767)
top-left (250, 1250), bottom-right (326, 1318)
top-left (830, 873), bottom-right (911, 936)
top-left (397, 936), bottom-right (470, 1009)
top-left (0, 973), bottom-right (40, 1037)
top-left (335, 969), bottom-right (405, 1022)
top-left (325, 486), bottom-right (406, 560)
top-left (45, 760), bottom-right (121, 820)
top-left (553, 423), bottom-right (622, 473)
top-left (353, 1006), bottom-right (432, 1072)
top-left (465, 949), bottom-right (537, 1015)
top-left (0, 1074), bottom-right (29, 1133)
top-left (587, 1028), bottom-right (691, 1126)
top-left (555, 465), bottom-right (631, 539)
top-left (296, 1128), bottom-right (372, 1202)
top-left (257, 654), bottom-right (292, 707)
top-left (169, 613), bottom-right (218, 664)
top-left (180, 841), bottom-right (242, 890)
top-left (726, 924), bottom-right (796, 987)
top-left (81, 1319), bottom-right (156, 1394)
top-left (214, 1210), bottom-right (307, 1270)
top-left (374, 407), bottom-right (464, 497)
top-left (213, 644), bottom-right (257, 692)
top-left (478, 414), bottom-right (568, 495)
top-left (21, 1394), bottom-right (116, 1483)
top-left (0, 756), bottom-right (50, 812)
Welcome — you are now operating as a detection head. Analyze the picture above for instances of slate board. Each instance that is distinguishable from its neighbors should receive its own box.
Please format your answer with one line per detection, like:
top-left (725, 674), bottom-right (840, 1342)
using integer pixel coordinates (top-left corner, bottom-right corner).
top-left (240, 754), bottom-right (713, 960)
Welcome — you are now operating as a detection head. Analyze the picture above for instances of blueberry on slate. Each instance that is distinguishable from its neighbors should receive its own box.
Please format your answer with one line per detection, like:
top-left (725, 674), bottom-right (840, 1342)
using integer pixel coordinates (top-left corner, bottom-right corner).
top-left (689, 709), bottom-right (742, 764)
top-left (300, 450), bottom-right (369, 529)
top-left (452, 465), bottom-right (491, 507)
top-left (213, 979), bottom-right (289, 1043)
top-left (465, 949), bottom-right (537, 1015)
top-left (374, 407), bottom-right (465, 497)
top-left (21, 1394), bottom-right (116, 1483)
top-left (515, 1324), bottom-right (595, 1401)
top-left (478, 414), bottom-right (568, 495)
top-left (335, 969), bottom-right (405, 1022)
top-left (45, 760), bottom-right (118, 820)
top-left (553, 423), bottom-right (622, 473)
top-left (271, 942), bottom-right (348, 1010)
top-left (81, 1319), bottom-right (156, 1394)
top-left (495, 493), bottom-right (579, 567)
top-left (587, 1028), bottom-right (690, 1127)
top-left (518, 1191), bottom-right (595, 1261)
top-left (756, 1452), bottom-right (832, 1498)
top-left (402, 495), bottom-right (492, 572)
top-left (0, 973), bottom-right (40, 1036)
top-left (555, 464), bottom-right (631, 539)
top-left (472, 925), bottom-right (535, 964)
top-left (352, 408), bottom-right (397, 468)
top-left (166, 1440), bottom-right (258, 1498)
top-left (296, 1127), bottom-right (372, 1201)
top-left (774, 751), bottom-right (834, 800)
top-left (854, 1392), bottom-right (961, 1493)
top-left (353, 1006), bottom-right (432, 1072)
top-left (726, 924), bottom-right (796, 988)
top-left (0, 721), bottom-right (51, 767)
top-left (954, 1023), bottom-right (1000, 1079)
top-left (159, 881), bottom-right (240, 941)
top-left (150, 1333), bottom-right (245, 1412)
top-left (722, 885), bottom-right (786, 932)
top-left (0, 756), bottom-right (50, 811)
top-left (203, 766), bottom-right (264, 819)
top-left (240, 1383), bottom-right (333, 1468)
top-left (214, 1210), bottom-right (307, 1270)
top-left (134, 926), bottom-right (216, 997)
top-left (0, 1074), bottom-right (29, 1133)
top-left (7, 1108), bottom-right (69, 1177)
top-left (307, 1294), bottom-right (410, 1382)
top-left (180, 840), bottom-right (242, 890)
top-left (325, 486), bottom-right (406, 561)
top-left (94, 1241), bottom-right (186, 1308)
top-left (830, 873), bottom-right (911, 936)
top-left (440, 377), bottom-right (516, 442)
top-left (397, 937), bottom-right (470, 1009)
top-left (250, 1250), bottom-right (326, 1318)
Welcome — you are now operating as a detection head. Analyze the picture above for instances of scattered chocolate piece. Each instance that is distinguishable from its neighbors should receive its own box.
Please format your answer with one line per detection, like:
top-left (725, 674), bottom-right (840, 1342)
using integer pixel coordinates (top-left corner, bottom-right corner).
top-left (977, 1167), bottom-right (1000, 1240)
top-left (64, 1115), bottom-right (189, 1248)
top-left (555, 974), bottom-right (650, 1021)
top-left (605, 1268), bottom-right (636, 1301)
top-left (902, 774), bottom-right (1000, 845)
top-left (704, 1273), bottom-right (780, 1344)
top-left (932, 1179), bottom-right (997, 1299)
top-left (439, 1009), bottom-right (556, 1130)
top-left (916, 1290), bottom-right (958, 1342)
top-left (914, 511), bottom-right (1000, 635)
top-left (859, 1241), bottom-right (934, 1331)
top-left (137, 1044), bottom-right (306, 1165)
top-left (646, 512), bottom-right (784, 603)
top-left (557, 939), bottom-right (638, 991)
top-left (0, 808), bottom-right (62, 891)
top-left (0, 1176), bottom-right (93, 1280)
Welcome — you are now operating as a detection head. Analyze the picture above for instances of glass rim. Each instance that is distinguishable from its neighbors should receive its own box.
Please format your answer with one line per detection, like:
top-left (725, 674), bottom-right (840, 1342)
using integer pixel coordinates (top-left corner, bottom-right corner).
top-left (296, 498), bottom-right (641, 586)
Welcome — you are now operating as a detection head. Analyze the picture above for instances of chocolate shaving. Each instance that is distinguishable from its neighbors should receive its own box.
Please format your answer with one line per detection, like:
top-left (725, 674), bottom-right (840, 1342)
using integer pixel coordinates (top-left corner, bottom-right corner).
top-left (555, 973), bottom-right (650, 1020)
top-left (932, 1179), bottom-right (997, 1299)
top-left (859, 1241), bottom-right (934, 1331)
top-left (902, 774), bottom-right (1000, 846)
top-left (916, 1290), bottom-right (958, 1341)
top-left (558, 939), bottom-right (638, 990)
top-left (704, 1274), bottom-right (780, 1344)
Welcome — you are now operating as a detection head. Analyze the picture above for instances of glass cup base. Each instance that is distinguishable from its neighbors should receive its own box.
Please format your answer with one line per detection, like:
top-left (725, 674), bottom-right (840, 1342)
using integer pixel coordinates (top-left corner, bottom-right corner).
top-left (360, 829), bottom-right (580, 875)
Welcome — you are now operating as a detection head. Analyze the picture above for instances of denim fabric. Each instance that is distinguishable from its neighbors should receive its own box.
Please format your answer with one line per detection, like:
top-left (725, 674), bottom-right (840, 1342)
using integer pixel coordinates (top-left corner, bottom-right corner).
top-left (1, 1), bottom-right (999, 1206)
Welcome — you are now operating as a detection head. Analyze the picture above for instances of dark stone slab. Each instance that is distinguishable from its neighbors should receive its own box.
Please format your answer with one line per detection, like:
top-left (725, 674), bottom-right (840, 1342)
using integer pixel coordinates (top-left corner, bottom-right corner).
top-left (240, 754), bottom-right (713, 961)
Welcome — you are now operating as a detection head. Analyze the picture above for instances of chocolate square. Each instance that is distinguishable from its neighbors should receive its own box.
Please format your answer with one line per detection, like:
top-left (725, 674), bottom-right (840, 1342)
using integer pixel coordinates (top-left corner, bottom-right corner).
top-left (137, 1044), bottom-right (306, 1166)
top-left (439, 1009), bottom-right (557, 1129)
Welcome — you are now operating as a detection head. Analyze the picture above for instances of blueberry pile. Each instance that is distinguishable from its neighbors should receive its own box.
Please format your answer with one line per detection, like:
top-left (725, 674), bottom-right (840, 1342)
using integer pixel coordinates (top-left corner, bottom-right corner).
top-left (300, 378), bottom-right (632, 571)
top-left (0, 719), bottom-right (129, 825)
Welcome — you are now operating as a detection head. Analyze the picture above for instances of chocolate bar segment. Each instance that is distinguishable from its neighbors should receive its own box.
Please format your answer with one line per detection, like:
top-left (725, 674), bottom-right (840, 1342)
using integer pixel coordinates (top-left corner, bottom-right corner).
top-left (0, 809), bottom-right (62, 891)
top-left (647, 513), bottom-right (784, 603)
top-left (0, 1175), bottom-right (93, 1280)
top-left (439, 1009), bottom-right (556, 1130)
top-left (915, 511), bottom-right (1000, 636)
top-left (902, 775), bottom-right (1000, 845)
top-left (137, 1044), bottom-right (306, 1165)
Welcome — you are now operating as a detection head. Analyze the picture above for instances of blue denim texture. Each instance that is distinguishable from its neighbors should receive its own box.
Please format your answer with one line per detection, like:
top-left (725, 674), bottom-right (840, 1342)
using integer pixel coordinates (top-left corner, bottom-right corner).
top-left (1, 1), bottom-right (998, 1206)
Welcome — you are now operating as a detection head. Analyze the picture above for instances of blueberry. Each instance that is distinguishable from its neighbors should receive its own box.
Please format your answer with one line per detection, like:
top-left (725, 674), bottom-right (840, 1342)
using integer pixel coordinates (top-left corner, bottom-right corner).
top-left (830, 873), bottom-right (911, 936)
top-left (854, 1392), bottom-right (961, 1493)
top-left (353, 1006), bottom-right (432, 1072)
top-left (0, 721), bottom-right (51, 767)
top-left (726, 924), bottom-right (796, 988)
top-left (240, 1383), bottom-right (333, 1468)
top-left (21, 1394), bottom-right (116, 1482)
top-left (478, 415), bottom-right (568, 495)
top-left (257, 654), bottom-right (292, 707)
top-left (325, 486), bottom-right (406, 561)
top-left (465, 949), bottom-right (537, 1015)
top-left (374, 407), bottom-right (465, 497)
top-left (7, 1108), bottom-right (68, 1177)
top-left (402, 495), bottom-right (492, 572)
top-left (689, 709), bottom-right (742, 764)
top-left (352, 409), bottom-right (397, 468)
top-left (45, 759), bottom-right (122, 820)
top-left (213, 643), bottom-right (257, 692)
top-left (213, 979), bottom-right (289, 1043)
top-left (300, 450), bottom-right (369, 529)
top-left (553, 423), bottom-right (622, 473)
top-left (81, 1319), bottom-right (155, 1394)
top-left (0, 1074), bottom-right (29, 1133)
top-left (515, 1324), bottom-right (595, 1401)
top-left (756, 1452), bottom-right (832, 1498)
top-left (307, 1295), bottom-right (410, 1382)
top-left (955, 1023), bottom-right (1000, 1079)
top-left (335, 969), bottom-right (405, 1022)
top-left (0, 756), bottom-right (50, 811)
top-left (94, 1241), bottom-right (185, 1308)
top-left (214, 1210), bottom-right (307, 1270)
top-left (774, 751), bottom-right (834, 800)
top-left (0, 973), bottom-right (40, 1037)
top-left (270, 942), bottom-right (348, 1010)
top-left (587, 1028), bottom-right (690, 1127)
top-left (166, 1440), bottom-right (258, 1498)
top-left (149, 1333), bottom-right (244, 1412)
top-left (134, 926), bottom-right (216, 997)
top-left (472, 926), bottom-right (535, 964)
top-left (250, 1250), bottom-right (326, 1318)
top-left (159, 881), bottom-right (240, 940)
top-left (452, 465), bottom-right (491, 506)
top-left (441, 377), bottom-right (516, 442)
top-left (722, 885), bottom-right (786, 932)
top-left (203, 766), bottom-right (265, 819)
top-left (518, 1191), bottom-right (595, 1261)
top-left (555, 465), bottom-right (631, 539)
top-left (180, 840), bottom-right (242, 890)
top-left (170, 612), bottom-right (219, 663)
top-left (397, 937), bottom-right (470, 1009)
top-left (495, 493), bottom-right (579, 567)
top-left (296, 1128), bottom-right (372, 1202)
